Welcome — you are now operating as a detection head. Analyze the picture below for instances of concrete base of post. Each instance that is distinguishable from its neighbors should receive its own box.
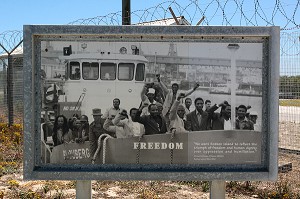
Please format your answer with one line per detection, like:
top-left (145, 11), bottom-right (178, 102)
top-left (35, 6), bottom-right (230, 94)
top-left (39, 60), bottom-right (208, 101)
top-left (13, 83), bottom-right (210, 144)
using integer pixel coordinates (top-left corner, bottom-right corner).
top-left (76, 180), bottom-right (92, 199)
top-left (210, 180), bottom-right (226, 199)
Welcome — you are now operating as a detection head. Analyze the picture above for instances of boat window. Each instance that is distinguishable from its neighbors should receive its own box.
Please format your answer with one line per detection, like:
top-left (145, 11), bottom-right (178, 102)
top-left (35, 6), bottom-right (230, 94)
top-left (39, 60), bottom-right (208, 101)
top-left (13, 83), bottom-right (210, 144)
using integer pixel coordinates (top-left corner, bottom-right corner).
top-left (238, 84), bottom-right (251, 90)
top-left (69, 62), bottom-right (80, 80)
top-left (118, 63), bottom-right (134, 81)
top-left (135, 63), bottom-right (145, 81)
top-left (101, 62), bottom-right (116, 80)
top-left (82, 62), bottom-right (99, 80)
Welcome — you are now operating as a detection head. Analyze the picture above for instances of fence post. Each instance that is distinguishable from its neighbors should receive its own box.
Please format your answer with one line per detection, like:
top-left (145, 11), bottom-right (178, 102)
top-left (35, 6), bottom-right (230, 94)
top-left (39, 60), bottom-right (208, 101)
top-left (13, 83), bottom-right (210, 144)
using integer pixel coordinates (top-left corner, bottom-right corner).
top-left (1, 60), bottom-right (7, 115)
top-left (76, 180), bottom-right (92, 199)
top-left (210, 180), bottom-right (226, 199)
top-left (7, 55), bottom-right (14, 126)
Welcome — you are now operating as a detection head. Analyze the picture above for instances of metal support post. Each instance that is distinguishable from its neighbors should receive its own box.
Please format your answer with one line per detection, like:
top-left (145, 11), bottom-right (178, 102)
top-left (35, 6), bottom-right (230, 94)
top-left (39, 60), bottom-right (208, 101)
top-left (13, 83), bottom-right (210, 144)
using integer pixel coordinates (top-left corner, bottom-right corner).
top-left (210, 180), bottom-right (226, 199)
top-left (168, 7), bottom-right (180, 25)
top-left (122, 0), bottom-right (131, 25)
top-left (76, 180), bottom-right (92, 199)
top-left (7, 55), bottom-right (14, 126)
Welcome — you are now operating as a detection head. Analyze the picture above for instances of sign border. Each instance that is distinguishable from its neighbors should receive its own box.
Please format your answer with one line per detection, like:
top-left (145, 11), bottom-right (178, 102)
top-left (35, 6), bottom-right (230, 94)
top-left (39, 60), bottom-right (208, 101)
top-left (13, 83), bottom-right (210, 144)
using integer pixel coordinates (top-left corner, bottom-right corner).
top-left (23, 25), bottom-right (279, 180)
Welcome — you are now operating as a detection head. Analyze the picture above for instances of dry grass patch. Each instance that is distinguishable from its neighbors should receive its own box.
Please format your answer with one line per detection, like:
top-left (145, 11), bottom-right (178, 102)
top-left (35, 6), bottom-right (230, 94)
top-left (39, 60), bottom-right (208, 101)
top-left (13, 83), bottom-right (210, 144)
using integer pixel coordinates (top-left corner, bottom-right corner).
top-left (279, 99), bottom-right (300, 107)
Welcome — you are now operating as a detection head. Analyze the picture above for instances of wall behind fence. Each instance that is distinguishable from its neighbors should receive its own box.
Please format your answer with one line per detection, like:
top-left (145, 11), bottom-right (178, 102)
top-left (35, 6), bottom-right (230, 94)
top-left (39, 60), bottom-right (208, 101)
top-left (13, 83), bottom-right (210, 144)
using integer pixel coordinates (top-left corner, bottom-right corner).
top-left (0, 58), bottom-right (8, 123)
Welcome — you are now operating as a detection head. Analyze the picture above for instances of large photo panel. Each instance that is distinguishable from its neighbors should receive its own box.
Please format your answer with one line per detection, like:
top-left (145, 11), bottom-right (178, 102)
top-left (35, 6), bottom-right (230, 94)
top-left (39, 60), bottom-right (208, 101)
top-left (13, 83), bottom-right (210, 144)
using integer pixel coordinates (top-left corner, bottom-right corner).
top-left (23, 26), bottom-right (279, 180)
top-left (41, 40), bottom-right (262, 165)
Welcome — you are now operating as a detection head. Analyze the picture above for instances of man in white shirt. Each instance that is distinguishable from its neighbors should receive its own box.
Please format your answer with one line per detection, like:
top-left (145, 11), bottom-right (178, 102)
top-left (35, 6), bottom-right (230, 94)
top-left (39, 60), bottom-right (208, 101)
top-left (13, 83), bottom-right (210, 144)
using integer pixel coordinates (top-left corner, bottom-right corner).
top-left (169, 93), bottom-right (189, 133)
top-left (112, 108), bottom-right (145, 138)
top-left (249, 111), bottom-right (261, 131)
top-left (158, 76), bottom-right (200, 117)
top-left (210, 102), bottom-right (232, 130)
top-left (236, 105), bottom-right (254, 130)
top-left (140, 84), bottom-right (156, 116)
top-left (102, 98), bottom-right (122, 119)
top-left (222, 105), bottom-right (232, 130)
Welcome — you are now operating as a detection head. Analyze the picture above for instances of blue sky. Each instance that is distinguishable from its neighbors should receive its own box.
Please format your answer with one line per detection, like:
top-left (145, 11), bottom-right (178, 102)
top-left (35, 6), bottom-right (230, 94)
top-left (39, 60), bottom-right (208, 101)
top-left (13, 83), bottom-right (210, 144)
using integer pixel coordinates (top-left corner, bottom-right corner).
top-left (0, 0), bottom-right (299, 76)
top-left (1, 0), bottom-right (299, 76)
top-left (1, 0), bottom-right (299, 33)
top-left (0, 1), bottom-right (138, 32)
top-left (1, 0), bottom-right (167, 33)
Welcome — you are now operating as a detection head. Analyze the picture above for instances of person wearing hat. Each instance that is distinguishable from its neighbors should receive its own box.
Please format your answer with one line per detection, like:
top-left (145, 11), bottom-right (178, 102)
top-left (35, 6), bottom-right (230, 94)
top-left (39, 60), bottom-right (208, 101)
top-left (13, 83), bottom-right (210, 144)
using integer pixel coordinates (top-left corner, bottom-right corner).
top-left (74, 115), bottom-right (89, 143)
top-left (249, 111), bottom-right (261, 131)
top-left (140, 83), bottom-right (157, 116)
top-left (89, 108), bottom-right (112, 157)
top-left (157, 75), bottom-right (200, 118)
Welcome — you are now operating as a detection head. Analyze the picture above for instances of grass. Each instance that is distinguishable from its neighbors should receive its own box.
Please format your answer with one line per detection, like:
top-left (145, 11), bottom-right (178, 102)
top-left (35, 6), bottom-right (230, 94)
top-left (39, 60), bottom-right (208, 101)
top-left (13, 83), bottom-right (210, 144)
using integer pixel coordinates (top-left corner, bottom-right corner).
top-left (279, 99), bottom-right (300, 107)
top-left (0, 123), bottom-right (23, 177)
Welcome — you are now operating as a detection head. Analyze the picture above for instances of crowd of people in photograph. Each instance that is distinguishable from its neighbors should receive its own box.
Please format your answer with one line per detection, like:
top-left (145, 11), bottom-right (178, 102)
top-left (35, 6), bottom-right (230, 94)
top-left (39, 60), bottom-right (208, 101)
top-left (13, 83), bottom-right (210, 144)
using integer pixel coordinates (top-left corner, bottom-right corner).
top-left (42, 75), bottom-right (260, 158)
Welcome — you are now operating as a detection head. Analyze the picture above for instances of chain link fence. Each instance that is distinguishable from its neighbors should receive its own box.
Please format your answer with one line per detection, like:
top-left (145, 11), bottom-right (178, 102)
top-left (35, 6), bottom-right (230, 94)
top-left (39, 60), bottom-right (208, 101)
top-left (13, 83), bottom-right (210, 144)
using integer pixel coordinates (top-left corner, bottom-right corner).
top-left (279, 31), bottom-right (300, 152)
top-left (0, 0), bottom-right (299, 152)
top-left (0, 30), bottom-right (23, 124)
top-left (0, 57), bottom-right (24, 124)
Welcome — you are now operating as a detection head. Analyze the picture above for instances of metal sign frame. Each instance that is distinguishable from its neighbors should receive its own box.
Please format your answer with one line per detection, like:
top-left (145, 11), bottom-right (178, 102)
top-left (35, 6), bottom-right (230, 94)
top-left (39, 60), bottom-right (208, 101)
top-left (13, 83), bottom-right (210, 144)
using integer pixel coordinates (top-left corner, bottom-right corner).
top-left (23, 25), bottom-right (279, 180)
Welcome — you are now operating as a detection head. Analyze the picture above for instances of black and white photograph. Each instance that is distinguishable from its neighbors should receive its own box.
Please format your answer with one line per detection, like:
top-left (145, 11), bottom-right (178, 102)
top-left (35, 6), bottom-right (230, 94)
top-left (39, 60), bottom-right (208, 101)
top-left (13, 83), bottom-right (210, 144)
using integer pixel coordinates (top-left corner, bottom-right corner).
top-left (40, 39), bottom-right (263, 165)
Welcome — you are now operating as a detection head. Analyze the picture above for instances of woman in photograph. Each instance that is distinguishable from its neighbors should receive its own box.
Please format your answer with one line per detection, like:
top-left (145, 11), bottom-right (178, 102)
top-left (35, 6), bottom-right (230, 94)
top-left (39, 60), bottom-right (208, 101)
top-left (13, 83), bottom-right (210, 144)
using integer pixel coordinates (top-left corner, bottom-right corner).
top-left (52, 115), bottom-right (73, 146)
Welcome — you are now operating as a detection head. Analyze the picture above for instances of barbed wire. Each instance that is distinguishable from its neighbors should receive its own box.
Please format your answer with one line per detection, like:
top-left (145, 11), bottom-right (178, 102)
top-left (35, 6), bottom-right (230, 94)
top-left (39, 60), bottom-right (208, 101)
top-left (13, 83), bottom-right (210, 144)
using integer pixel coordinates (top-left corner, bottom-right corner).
top-left (68, 0), bottom-right (299, 29)
top-left (0, 30), bottom-right (23, 56)
top-left (0, 0), bottom-right (299, 55)
top-left (280, 32), bottom-right (300, 56)
top-left (68, 0), bottom-right (300, 56)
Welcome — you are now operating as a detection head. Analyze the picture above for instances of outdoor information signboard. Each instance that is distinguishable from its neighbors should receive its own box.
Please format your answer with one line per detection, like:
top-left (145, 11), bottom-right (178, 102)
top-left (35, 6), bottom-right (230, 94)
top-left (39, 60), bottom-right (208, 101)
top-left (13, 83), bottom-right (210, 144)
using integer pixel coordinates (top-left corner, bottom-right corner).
top-left (23, 25), bottom-right (279, 180)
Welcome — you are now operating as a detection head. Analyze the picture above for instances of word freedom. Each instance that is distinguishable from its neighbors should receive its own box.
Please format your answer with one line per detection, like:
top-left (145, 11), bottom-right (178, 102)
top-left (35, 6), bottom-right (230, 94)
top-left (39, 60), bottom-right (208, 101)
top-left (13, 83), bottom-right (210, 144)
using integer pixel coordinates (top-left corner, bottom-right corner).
top-left (133, 142), bottom-right (184, 150)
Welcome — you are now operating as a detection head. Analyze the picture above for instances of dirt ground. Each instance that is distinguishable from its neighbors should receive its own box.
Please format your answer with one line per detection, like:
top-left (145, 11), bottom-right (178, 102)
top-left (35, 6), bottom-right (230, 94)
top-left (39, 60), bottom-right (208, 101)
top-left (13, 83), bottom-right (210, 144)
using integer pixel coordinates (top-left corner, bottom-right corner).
top-left (0, 152), bottom-right (299, 199)
top-left (279, 121), bottom-right (300, 151)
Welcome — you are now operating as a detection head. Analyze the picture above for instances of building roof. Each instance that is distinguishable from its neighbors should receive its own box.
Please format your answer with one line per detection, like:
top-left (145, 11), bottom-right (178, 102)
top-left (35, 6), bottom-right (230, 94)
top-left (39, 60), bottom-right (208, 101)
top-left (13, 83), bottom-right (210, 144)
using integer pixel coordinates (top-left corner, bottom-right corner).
top-left (0, 47), bottom-right (23, 58)
top-left (135, 16), bottom-right (190, 26)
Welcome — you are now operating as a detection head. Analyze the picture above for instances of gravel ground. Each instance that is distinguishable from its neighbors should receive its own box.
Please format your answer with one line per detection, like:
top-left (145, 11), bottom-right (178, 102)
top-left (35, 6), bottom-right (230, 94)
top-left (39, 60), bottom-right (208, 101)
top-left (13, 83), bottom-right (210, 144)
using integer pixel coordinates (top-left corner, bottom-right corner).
top-left (0, 152), bottom-right (299, 198)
